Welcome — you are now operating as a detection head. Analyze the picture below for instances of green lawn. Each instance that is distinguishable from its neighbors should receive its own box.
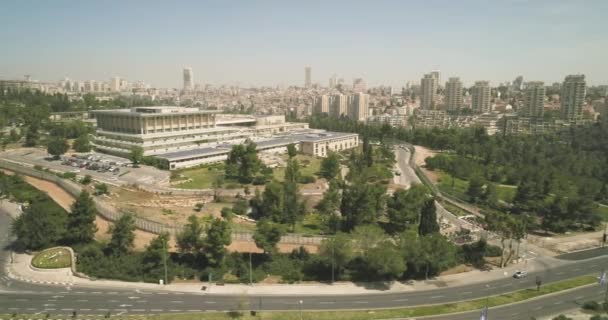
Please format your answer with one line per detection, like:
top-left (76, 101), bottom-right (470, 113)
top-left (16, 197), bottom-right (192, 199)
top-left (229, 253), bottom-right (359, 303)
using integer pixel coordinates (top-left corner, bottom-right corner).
top-left (294, 213), bottom-right (324, 235)
top-left (273, 154), bottom-right (321, 182)
top-left (31, 247), bottom-right (72, 269)
top-left (440, 201), bottom-right (470, 217)
top-left (172, 164), bottom-right (226, 189)
top-left (6, 275), bottom-right (593, 320)
top-left (436, 171), bottom-right (517, 203)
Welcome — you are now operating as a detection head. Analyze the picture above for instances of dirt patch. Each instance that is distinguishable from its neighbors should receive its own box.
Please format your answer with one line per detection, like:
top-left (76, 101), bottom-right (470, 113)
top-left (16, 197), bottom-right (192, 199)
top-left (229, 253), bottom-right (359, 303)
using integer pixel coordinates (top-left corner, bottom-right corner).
top-left (439, 264), bottom-right (474, 276)
top-left (228, 241), bottom-right (318, 254)
top-left (413, 145), bottom-right (440, 183)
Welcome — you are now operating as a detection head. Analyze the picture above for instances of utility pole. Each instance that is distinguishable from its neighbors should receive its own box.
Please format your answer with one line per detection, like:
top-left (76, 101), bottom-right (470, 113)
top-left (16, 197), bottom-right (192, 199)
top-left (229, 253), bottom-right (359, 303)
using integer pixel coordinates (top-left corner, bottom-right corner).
top-left (249, 251), bottom-right (253, 285)
top-left (603, 223), bottom-right (607, 248)
top-left (162, 238), bottom-right (168, 285)
top-left (331, 237), bottom-right (335, 284)
top-left (299, 300), bottom-right (303, 320)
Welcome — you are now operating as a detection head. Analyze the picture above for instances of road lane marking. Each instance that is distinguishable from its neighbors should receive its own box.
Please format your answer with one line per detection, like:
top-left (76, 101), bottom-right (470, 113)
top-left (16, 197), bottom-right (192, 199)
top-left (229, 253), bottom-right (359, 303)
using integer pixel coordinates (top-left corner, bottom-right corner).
top-left (171, 301), bottom-right (183, 303)
top-left (430, 295), bottom-right (444, 299)
top-left (80, 308), bottom-right (91, 311)
top-left (575, 296), bottom-right (584, 300)
top-left (319, 302), bottom-right (335, 304)
top-left (205, 301), bottom-right (217, 304)
top-left (132, 309), bottom-right (145, 312)
top-left (533, 306), bottom-right (542, 311)
top-left (170, 309), bottom-right (182, 312)
top-left (392, 298), bottom-right (409, 302)
top-left (188, 309), bottom-right (202, 312)
top-left (556, 272), bottom-right (565, 275)
top-left (462, 291), bottom-right (472, 295)
top-left (353, 301), bottom-right (368, 304)
top-left (151, 309), bottom-right (164, 312)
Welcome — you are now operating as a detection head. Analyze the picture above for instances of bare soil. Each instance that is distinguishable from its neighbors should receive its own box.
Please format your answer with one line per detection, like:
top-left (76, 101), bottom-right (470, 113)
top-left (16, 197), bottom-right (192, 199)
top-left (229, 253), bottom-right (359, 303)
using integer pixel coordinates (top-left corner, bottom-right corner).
top-left (414, 145), bottom-right (439, 183)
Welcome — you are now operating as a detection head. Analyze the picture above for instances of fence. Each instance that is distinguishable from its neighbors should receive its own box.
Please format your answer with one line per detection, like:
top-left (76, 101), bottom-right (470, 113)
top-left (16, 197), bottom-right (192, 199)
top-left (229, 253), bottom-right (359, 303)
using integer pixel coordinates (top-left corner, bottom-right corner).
top-left (0, 159), bottom-right (324, 245)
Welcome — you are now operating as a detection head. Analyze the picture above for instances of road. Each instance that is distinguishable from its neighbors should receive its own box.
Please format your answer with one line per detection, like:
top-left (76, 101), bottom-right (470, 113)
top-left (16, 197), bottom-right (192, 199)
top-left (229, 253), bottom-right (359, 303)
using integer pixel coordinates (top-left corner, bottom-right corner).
top-left (2, 205), bottom-right (608, 317)
top-left (393, 146), bottom-right (420, 188)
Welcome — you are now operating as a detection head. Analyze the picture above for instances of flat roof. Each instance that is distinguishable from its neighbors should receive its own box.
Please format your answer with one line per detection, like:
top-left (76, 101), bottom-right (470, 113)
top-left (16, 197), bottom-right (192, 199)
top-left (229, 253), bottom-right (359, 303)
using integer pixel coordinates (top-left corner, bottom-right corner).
top-left (293, 131), bottom-right (358, 143)
top-left (156, 147), bottom-right (231, 161)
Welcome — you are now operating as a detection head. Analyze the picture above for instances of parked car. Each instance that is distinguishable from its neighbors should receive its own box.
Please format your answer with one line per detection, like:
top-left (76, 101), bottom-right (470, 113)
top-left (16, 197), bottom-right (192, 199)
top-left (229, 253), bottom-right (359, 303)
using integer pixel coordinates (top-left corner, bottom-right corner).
top-left (513, 270), bottom-right (528, 278)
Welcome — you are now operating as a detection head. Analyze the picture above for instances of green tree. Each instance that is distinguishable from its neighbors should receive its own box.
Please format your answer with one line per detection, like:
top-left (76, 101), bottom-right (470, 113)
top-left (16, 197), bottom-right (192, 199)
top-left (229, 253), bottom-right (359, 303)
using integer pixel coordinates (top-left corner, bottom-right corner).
top-left (419, 233), bottom-right (458, 279)
top-left (253, 219), bottom-right (284, 254)
top-left (203, 218), bottom-right (232, 266)
top-left (466, 175), bottom-right (485, 203)
top-left (47, 137), bottom-right (69, 159)
top-left (24, 124), bottom-right (39, 147)
top-left (283, 159), bottom-right (305, 230)
top-left (141, 232), bottom-right (173, 283)
top-left (12, 198), bottom-right (67, 250)
top-left (65, 191), bottom-right (98, 244)
top-left (287, 143), bottom-right (297, 158)
top-left (108, 213), bottom-right (136, 255)
top-left (418, 198), bottom-right (439, 236)
top-left (72, 135), bottom-right (91, 152)
top-left (225, 140), bottom-right (261, 183)
top-left (94, 183), bottom-right (109, 195)
top-left (176, 215), bottom-right (204, 254)
top-left (318, 233), bottom-right (353, 280)
top-left (130, 146), bottom-right (144, 167)
top-left (362, 242), bottom-right (406, 280)
top-left (340, 182), bottom-right (386, 231)
top-left (387, 185), bottom-right (428, 233)
top-left (319, 152), bottom-right (341, 180)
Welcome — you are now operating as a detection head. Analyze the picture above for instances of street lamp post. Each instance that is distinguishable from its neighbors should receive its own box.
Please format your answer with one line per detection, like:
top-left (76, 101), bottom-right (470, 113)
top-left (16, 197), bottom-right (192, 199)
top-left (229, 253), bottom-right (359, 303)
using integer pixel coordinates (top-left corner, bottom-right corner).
top-left (162, 238), bottom-right (168, 285)
top-left (249, 251), bottom-right (253, 285)
top-left (299, 300), bottom-right (303, 320)
top-left (331, 237), bottom-right (335, 284)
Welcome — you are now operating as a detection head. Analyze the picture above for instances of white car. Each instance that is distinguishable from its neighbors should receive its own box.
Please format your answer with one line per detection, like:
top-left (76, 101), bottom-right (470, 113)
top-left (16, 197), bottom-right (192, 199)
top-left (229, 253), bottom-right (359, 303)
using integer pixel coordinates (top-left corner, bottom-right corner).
top-left (513, 270), bottom-right (528, 278)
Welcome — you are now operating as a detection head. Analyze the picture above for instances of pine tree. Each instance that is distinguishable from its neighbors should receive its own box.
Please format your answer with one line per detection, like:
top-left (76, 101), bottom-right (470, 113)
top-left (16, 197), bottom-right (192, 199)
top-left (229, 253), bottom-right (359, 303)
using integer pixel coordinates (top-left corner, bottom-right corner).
top-left (418, 198), bottom-right (439, 236)
top-left (65, 191), bottom-right (98, 244)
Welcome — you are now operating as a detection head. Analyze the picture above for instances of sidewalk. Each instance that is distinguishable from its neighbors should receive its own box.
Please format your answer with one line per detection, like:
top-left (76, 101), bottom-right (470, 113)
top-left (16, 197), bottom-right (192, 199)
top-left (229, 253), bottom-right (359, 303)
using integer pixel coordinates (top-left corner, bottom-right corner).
top-left (5, 250), bottom-right (567, 295)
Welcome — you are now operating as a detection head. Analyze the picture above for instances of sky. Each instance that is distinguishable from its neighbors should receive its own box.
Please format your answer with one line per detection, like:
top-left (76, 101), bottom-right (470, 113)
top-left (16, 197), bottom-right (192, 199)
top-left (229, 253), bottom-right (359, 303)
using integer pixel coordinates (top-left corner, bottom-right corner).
top-left (1, 0), bottom-right (607, 88)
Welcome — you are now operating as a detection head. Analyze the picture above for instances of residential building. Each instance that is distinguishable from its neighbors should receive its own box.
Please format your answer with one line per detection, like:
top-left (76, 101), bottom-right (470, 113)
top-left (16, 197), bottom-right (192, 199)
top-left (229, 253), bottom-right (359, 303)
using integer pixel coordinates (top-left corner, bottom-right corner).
top-left (305, 66), bottom-right (311, 88)
top-left (330, 94), bottom-right (349, 118)
top-left (329, 74), bottom-right (337, 88)
top-left (110, 76), bottom-right (121, 92)
top-left (313, 95), bottom-right (330, 114)
top-left (445, 77), bottom-right (463, 111)
top-left (523, 81), bottom-right (545, 118)
top-left (348, 92), bottom-right (369, 121)
top-left (471, 81), bottom-right (491, 113)
top-left (560, 74), bottom-right (586, 120)
top-left (183, 67), bottom-right (194, 91)
top-left (420, 73), bottom-right (438, 110)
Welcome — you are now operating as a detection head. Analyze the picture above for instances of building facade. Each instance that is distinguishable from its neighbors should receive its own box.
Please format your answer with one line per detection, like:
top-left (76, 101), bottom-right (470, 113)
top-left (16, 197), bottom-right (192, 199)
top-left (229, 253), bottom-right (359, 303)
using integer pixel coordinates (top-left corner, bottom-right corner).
top-left (305, 66), bottom-right (311, 88)
top-left (330, 94), bottom-right (349, 118)
top-left (420, 73), bottom-right (438, 110)
top-left (523, 81), bottom-right (545, 118)
top-left (445, 77), bottom-right (463, 111)
top-left (560, 74), bottom-right (586, 120)
top-left (348, 92), bottom-right (369, 122)
top-left (471, 81), bottom-right (491, 113)
top-left (183, 67), bottom-right (194, 91)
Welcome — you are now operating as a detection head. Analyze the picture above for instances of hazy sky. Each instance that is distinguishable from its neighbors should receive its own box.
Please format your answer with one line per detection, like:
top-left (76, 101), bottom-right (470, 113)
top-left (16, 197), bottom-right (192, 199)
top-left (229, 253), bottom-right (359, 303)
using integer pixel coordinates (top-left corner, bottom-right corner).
top-left (1, 0), bottom-right (607, 88)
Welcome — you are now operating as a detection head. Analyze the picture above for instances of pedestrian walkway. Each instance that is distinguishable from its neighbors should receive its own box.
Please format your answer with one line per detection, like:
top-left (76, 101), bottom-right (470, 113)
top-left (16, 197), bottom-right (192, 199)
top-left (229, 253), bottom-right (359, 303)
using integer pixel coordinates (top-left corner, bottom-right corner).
top-left (5, 249), bottom-right (567, 296)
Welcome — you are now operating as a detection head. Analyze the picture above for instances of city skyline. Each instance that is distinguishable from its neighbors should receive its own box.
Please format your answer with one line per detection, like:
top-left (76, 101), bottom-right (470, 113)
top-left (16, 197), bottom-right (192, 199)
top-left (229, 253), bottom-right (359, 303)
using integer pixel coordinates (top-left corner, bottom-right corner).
top-left (1, 0), bottom-right (607, 88)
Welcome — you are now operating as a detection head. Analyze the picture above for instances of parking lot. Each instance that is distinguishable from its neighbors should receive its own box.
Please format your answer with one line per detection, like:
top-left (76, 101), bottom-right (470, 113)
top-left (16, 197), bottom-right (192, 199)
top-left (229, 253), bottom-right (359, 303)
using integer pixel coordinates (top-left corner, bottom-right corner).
top-left (0, 148), bottom-right (170, 188)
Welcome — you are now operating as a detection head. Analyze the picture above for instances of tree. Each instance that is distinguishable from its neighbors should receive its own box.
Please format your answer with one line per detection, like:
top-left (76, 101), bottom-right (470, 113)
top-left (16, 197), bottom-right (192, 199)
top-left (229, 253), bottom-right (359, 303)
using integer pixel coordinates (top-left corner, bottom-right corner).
top-left (387, 185), bottom-right (428, 233)
top-left (283, 159), bottom-right (305, 230)
top-left (318, 233), bottom-right (353, 280)
top-left (253, 219), bottom-right (284, 254)
top-left (72, 135), bottom-right (91, 152)
top-left (418, 198), bottom-right (439, 236)
top-left (141, 232), bottom-right (173, 283)
top-left (47, 137), bottom-right (69, 159)
top-left (340, 182), bottom-right (386, 231)
top-left (130, 146), bottom-right (144, 167)
top-left (287, 143), bottom-right (297, 158)
top-left (466, 175), bottom-right (485, 203)
top-left (176, 215), bottom-right (204, 254)
top-left (94, 183), bottom-right (109, 195)
top-left (24, 124), bottom-right (39, 147)
top-left (12, 197), bottom-right (67, 250)
top-left (319, 152), bottom-right (341, 180)
top-left (203, 218), bottom-right (232, 266)
top-left (351, 225), bottom-right (406, 280)
top-left (65, 191), bottom-right (98, 244)
top-left (108, 213), bottom-right (136, 255)
top-left (225, 140), bottom-right (261, 183)
top-left (418, 233), bottom-right (458, 279)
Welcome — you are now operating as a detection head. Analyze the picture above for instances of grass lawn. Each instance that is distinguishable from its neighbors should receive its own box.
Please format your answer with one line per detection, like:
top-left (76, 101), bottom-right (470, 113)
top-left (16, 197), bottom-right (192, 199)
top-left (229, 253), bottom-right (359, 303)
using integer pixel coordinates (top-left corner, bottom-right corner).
top-left (495, 184), bottom-right (517, 203)
top-left (5, 275), bottom-right (594, 320)
top-left (31, 247), bottom-right (72, 269)
top-left (172, 164), bottom-right (226, 189)
top-left (294, 213), bottom-right (324, 235)
top-left (436, 171), bottom-right (469, 201)
top-left (440, 201), bottom-right (470, 217)
top-left (273, 154), bottom-right (321, 182)
top-left (436, 171), bottom-right (517, 204)
top-left (594, 203), bottom-right (608, 221)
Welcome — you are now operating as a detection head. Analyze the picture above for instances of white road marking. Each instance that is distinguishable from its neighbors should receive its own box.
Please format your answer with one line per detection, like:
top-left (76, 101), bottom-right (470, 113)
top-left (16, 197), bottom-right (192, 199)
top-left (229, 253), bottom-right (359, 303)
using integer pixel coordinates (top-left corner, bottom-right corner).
top-left (151, 309), bottom-right (164, 312)
top-left (462, 291), bottom-right (472, 295)
top-left (188, 309), bottom-right (202, 312)
top-left (393, 298), bottom-right (409, 302)
top-left (76, 299), bottom-right (88, 302)
top-left (80, 308), bottom-right (91, 311)
top-left (319, 302), bottom-right (335, 304)
top-left (353, 301), bottom-right (368, 304)
top-left (575, 296), bottom-right (584, 300)
top-left (556, 272), bottom-right (565, 275)
top-left (132, 309), bottom-right (145, 312)
top-left (533, 306), bottom-right (543, 311)
top-left (204, 301), bottom-right (217, 304)
top-left (430, 295), bottom-right (444, 299)
top-left (170, 309), bottom-right (182, 312)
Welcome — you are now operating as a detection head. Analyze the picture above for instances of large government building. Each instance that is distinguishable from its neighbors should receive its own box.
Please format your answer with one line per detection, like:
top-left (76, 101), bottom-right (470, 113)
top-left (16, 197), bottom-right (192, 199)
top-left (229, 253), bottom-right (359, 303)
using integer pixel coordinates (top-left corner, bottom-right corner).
top-left (92, 106), bottom-right (359, 170)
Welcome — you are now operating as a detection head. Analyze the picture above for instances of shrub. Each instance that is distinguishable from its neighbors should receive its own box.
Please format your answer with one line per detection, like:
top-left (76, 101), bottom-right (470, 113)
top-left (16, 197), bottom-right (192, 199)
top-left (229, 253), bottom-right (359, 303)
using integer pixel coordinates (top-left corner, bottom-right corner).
top-left (80, 175), bottom-right (92, 185)
top-left (298, 175), bottom-right (316, 184)
top-left (485, 244), bottom-right (503, 257)
top-left (94, 183), bottom-right (109, 196)
top-left (583, 300), bottom-right (601, 311)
